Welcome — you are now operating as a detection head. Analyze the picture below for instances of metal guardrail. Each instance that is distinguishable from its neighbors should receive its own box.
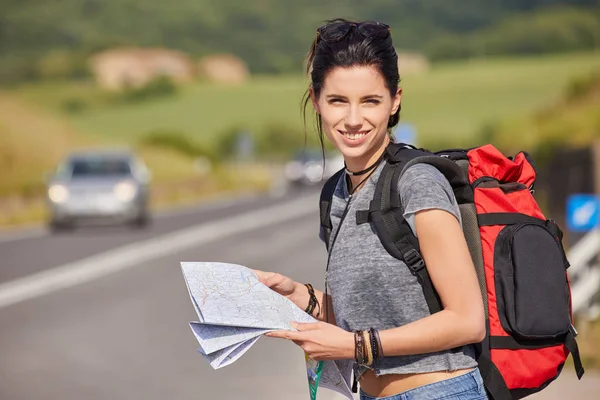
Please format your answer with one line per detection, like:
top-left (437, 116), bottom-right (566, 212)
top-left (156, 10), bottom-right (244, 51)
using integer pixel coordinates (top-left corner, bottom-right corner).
top-left (569, 229), bottom-right (600, 319)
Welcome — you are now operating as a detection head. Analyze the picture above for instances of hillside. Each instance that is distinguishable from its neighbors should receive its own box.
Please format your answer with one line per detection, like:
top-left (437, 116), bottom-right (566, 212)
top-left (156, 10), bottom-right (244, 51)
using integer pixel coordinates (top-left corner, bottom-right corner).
top-left (5, 52), bottom-right (598, 195)
top-left (1, 0), bottom-right (599, 83)
top-left (482, 68), bottom-right (600, 163)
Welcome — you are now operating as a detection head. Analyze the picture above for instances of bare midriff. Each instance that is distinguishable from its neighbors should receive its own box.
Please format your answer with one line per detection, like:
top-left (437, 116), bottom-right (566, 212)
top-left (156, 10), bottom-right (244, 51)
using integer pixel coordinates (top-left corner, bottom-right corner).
top-left (359, 367), bottom-right (475, 397)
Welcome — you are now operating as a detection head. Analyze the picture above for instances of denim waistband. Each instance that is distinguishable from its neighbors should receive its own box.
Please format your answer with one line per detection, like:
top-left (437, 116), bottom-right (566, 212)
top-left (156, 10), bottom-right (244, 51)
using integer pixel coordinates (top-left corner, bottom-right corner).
top-left (359, 368), bottom-right (487, 400)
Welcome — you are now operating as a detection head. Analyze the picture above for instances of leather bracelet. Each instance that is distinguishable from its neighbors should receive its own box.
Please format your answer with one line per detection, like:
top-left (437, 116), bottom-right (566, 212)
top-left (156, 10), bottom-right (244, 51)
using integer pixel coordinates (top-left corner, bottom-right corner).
top-left (354, 331), bottom-right (358, 362)
top-left (372, 328), bottom-right (384, 361)
top-left (304, 283), bottom-right (319, 317)
top-left (354, 331), bottom-right (366, 366)
top-left (353, 329), bottom-right (383, 367)
top-left (369, 328), bottom-right (379, 364)
top-left (360, 331), bottom-right (366, 365)
top-left (357, 330), bottom-right (372, 366)
top-left (305, 296), bottom-right (315, 314)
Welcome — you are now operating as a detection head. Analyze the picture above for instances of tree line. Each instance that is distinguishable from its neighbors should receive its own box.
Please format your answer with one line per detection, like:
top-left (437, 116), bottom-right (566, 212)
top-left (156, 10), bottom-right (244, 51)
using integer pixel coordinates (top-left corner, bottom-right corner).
top-left (1, 0), bottom-right (599, 84)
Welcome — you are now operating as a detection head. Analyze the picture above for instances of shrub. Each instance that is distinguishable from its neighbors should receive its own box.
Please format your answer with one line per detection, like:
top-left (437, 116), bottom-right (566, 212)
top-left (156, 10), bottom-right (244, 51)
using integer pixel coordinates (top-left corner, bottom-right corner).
top-left (36, 50), bottom-right (91, 81)
top-left (255, 122), bottom-right (305, 159)
top-left (61, 98), bottom-right (88, 114)
top-left (0, 56), bottom-right (40, 86)
top-left (214, 125), bottom-right (247, 160)
top-left (139, 130), bottom-right (217, 163)
top-left (566, 70), bottom-right (600, 101)
top-left (118, 76), bottom-right (177, 103)
top-left (214, 122), bottom-right (313, 161)
top-left (426, 7), bottom-right (600, 61)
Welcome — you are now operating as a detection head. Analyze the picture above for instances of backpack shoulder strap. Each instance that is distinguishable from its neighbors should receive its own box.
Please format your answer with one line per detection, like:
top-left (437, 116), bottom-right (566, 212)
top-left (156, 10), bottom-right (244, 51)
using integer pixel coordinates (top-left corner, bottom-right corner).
top-left (400, 154), bottom-right (472, 203)
top-left (383, 161), bottom-right (444, 314)
top-left (358, 145), bottom-right (445, 315)
top-left (319, 168), bottom-right (344, 251)
top-left (386, 153), bottom-right (470, 315)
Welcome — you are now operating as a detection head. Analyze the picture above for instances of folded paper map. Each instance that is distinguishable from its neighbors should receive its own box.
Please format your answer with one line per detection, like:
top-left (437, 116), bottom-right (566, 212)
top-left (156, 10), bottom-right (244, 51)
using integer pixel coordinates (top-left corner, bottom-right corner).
top-left (181, 261), bottom-right (354, 399)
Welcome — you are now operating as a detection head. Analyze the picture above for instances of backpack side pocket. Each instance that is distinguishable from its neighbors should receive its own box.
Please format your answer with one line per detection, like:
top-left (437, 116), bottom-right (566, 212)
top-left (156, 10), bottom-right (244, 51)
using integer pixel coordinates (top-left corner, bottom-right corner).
top-left (494, 221), bottom-right (571, 341)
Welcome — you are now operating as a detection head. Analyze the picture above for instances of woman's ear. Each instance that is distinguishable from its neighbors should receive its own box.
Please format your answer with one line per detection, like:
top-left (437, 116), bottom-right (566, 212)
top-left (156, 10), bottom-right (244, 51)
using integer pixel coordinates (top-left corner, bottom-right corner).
top-left (309, 86), bottom-right (320, 114)
top-left (391, 87), bottom-right (402, 115)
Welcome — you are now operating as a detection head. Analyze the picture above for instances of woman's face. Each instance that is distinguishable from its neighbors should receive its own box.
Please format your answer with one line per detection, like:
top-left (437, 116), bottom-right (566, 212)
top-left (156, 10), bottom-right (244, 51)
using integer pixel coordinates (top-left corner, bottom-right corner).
top-left (312, 65), bottom-right (401, 168)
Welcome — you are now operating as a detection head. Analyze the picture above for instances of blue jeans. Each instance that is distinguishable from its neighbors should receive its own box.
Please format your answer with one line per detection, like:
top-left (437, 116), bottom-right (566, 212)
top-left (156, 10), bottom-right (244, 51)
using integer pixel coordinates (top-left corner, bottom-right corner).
top-left (359, 368), bottom-right (488, 400)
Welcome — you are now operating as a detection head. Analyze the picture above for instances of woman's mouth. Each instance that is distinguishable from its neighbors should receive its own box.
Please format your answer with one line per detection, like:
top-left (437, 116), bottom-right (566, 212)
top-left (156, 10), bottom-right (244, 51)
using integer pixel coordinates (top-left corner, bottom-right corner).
top-left (339, 130), bottom-right (370, 146)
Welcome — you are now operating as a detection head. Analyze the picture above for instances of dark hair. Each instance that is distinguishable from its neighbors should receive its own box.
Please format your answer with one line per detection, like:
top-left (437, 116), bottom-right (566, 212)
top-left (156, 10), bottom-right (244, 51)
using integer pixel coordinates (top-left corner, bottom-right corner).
top-left (302, 18), bottom-right (401, 154)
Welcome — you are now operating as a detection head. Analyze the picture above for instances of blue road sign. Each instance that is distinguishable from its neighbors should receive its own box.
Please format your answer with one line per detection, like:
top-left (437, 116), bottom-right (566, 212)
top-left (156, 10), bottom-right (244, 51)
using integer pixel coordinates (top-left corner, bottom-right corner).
top-left (566, 194), bottom-right (600, 232)
top-left (393, 123), bottom-right (417, 146)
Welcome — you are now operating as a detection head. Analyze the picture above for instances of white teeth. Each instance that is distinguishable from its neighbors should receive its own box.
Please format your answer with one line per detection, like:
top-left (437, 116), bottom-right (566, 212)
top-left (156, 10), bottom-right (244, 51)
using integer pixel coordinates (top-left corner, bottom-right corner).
top-left (345, 133), bottom-right (367, 140)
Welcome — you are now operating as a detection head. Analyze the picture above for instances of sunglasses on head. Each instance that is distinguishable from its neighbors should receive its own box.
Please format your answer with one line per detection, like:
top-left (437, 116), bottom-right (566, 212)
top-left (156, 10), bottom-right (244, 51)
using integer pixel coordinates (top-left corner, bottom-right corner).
top-left (316, 21), bottom-right (391, 43)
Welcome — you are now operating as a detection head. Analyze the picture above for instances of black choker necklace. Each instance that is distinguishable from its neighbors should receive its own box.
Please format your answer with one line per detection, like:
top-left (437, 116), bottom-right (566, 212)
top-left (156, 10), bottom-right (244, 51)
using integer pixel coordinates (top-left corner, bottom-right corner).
top-left (345, 153), bottom-right (384, 176)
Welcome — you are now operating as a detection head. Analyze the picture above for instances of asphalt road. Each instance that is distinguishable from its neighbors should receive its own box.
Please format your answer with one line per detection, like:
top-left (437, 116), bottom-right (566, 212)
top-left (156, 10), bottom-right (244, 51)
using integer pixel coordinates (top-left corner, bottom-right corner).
top-left (0, 190), bottom-right (597, 399)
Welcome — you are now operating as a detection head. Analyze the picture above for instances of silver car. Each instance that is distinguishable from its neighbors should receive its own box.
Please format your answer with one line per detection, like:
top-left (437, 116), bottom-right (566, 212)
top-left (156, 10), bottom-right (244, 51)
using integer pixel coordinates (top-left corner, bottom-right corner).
top-left (283, 149), bottom-right (345, 188)
top-left (45, 150), bottom-right (151, 231)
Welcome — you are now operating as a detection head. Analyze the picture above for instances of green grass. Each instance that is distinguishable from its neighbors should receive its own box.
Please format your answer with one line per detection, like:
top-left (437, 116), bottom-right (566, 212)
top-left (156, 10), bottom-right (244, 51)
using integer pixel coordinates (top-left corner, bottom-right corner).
top-left (401, 51), bottom-right (600, 146)
top-left (15, 76), bottom-right (311, 147)
top-left (81, 76), bottom-right (308, 144)
top-left (13, 51), bottom-right (600, 150)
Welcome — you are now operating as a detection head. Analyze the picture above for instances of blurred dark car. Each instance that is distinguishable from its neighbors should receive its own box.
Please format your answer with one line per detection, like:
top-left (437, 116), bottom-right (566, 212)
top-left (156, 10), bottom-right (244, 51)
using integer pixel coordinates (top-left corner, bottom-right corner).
top-left (283, 149), bottom-right (345, 188)
top-left (45, 149), bottom-right (152, 231)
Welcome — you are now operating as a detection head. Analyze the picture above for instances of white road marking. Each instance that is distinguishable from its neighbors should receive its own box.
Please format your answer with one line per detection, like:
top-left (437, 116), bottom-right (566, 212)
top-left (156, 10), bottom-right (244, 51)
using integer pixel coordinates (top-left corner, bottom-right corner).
top-left (0, 192), bottom-right (260, 244)
top-left (0, 194), bottom-right (318, 309)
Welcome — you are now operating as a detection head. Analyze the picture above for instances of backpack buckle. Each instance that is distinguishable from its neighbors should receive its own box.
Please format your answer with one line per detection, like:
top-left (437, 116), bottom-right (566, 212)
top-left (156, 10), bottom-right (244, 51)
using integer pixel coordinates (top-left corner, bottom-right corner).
top-left (356, 210), bottom-right (371, 225)
top-left (569, 324), bottom-right (578, 338)
top-left (403, 249), bottom-right (425, 272)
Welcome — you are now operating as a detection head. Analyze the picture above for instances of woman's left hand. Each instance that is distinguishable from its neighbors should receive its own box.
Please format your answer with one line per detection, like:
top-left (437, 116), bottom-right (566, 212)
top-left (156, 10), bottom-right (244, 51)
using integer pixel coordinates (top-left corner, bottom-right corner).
top-left (266, 321), bottom-right (355, 361)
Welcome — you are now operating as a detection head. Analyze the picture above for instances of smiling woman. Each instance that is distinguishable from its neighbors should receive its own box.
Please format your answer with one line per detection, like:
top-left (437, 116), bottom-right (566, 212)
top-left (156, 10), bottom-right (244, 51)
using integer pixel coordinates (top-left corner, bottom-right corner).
top-left (302, 20), bottom-right (401, 178)
top-left (254, 18), bottom-right (488, 400)
top-left (315, 67), bottom-right (399, 168)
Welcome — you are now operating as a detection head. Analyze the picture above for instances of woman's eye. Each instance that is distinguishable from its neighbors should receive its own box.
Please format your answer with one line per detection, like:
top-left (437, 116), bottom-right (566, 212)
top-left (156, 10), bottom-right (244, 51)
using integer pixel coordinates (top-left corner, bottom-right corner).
top-left (329, 98), bottom-right (345, 104)
top-left (365, 99), bottom-right (381, 105)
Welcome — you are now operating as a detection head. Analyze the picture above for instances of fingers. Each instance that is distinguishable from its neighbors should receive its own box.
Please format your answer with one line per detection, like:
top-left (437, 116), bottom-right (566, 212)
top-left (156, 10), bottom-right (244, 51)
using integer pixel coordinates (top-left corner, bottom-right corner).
top-left (265, 330), bottom-right (303, 340)
top-left (253, 269), bottom-right (270, 282)
top-left (253, 270), bottom-right (276, 286)
top-left (293, 322), bottom-right (322, 331)
top-left (262, 273), bottom-right (286, 289)
top-left (266, 322), bottom-right (322, 338)
top-left (265, 330), bottom-right (326, 360)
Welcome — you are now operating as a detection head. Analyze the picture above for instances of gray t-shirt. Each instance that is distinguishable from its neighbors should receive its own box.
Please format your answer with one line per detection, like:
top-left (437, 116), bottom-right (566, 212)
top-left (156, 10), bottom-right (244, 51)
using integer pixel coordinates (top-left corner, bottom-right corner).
top-left (322, 161), bottom-right (478, 377)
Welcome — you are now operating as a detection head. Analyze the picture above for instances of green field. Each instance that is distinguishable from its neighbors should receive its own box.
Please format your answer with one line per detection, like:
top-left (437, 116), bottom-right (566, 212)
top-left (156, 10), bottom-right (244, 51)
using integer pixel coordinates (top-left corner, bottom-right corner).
top-left (14, 51), bottom-right (600, 150)
top-left (400, 51), bottom-right (600, 146)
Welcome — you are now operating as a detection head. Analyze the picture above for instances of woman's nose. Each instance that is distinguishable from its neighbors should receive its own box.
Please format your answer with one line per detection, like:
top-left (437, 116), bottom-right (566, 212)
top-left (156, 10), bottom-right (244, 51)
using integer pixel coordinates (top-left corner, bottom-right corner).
top-left (344, 105), bottom-right (363, 127)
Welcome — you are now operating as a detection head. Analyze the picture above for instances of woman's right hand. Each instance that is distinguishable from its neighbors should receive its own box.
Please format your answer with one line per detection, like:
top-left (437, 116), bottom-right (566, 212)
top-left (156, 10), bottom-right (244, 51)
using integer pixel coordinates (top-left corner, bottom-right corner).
top-left (254, 270), bottom-right (304, 304)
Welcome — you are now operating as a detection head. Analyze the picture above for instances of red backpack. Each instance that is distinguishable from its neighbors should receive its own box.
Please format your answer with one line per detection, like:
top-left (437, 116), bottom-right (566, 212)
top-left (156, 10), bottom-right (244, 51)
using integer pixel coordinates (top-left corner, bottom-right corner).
top-left (319, 143), bottom-right (584, 399)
